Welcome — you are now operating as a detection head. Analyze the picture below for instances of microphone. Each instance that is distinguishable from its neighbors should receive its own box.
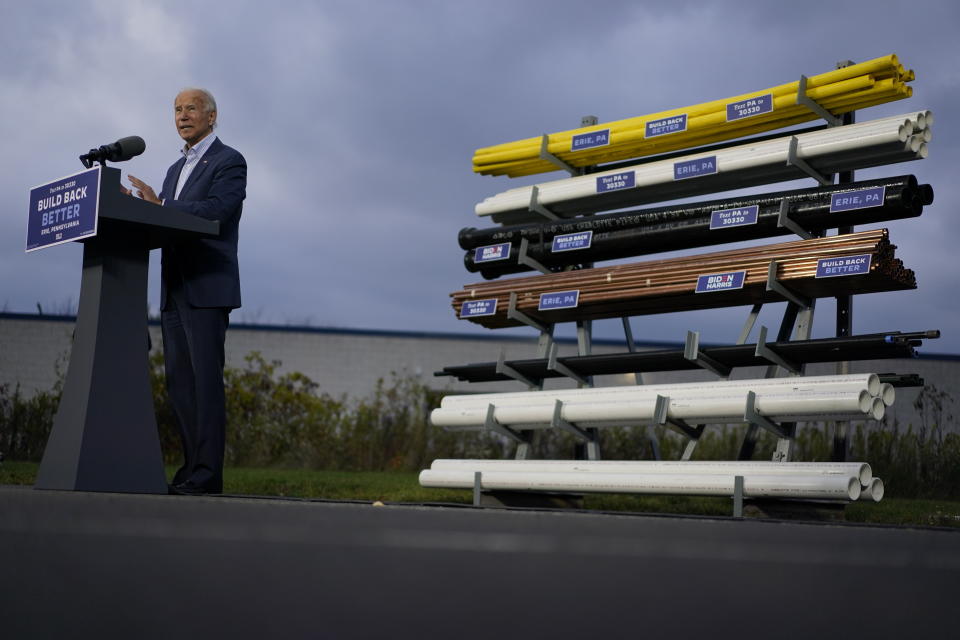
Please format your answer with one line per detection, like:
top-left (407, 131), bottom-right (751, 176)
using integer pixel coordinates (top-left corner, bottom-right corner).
top-left (79, 136), bottom-right (146, 168)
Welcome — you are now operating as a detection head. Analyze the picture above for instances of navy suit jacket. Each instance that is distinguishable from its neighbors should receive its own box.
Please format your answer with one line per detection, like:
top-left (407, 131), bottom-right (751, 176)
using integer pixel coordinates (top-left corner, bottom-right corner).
top-left (158, 137), bottom-right (246, 311)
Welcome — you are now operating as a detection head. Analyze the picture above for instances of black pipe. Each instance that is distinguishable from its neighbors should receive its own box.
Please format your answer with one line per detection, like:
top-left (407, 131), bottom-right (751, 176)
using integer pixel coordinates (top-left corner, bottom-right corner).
top-left (460, 176), bottom-right (930, 279)
top-left (434, 330), bottom-right (939, 384)
top-left (459, 175), bottom-right (921, 250)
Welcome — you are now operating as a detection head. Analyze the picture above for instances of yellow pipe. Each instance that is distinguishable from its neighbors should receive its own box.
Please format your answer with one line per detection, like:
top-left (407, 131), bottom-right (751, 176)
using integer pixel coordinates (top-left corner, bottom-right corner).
top-left (474, 76), bottom-right (874, 164)
top-left (473, 57), bottom-right (902, 159)
top-left (473, 55), bottom-right (913, 176)
top-left (474, 92), bottom-right (910, 178)
top-left (476, 74), bottom-right (893, 166)
top-left (473, 82), bottom-right (909, 174)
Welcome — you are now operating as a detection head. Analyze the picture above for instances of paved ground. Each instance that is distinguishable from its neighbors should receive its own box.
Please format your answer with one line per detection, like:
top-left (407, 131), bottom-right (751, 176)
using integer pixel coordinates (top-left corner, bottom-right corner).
top-left (2, 485), bottom-right (957, 638)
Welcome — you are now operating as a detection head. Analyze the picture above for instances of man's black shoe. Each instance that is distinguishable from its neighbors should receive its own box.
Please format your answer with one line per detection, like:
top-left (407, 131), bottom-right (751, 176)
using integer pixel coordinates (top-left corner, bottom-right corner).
top-left (169, 482), bottom-right (220, 496)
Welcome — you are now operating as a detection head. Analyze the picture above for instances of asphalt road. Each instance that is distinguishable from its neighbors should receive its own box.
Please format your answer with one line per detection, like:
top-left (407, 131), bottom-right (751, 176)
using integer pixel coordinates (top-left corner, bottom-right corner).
top-left (2, 485), bottom-right (957, 639)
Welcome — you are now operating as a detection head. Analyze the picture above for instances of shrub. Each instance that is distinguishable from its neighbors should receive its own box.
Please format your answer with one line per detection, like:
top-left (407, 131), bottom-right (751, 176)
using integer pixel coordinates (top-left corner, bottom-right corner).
top-left (0, 382), bottom-right (60, 462)
top-left (150, 350), bottom-right (503, 471)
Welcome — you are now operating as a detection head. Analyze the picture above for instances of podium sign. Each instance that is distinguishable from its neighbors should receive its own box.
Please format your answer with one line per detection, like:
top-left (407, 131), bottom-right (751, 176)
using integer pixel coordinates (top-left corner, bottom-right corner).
top-left (26, 167), bottom-right (100, 251)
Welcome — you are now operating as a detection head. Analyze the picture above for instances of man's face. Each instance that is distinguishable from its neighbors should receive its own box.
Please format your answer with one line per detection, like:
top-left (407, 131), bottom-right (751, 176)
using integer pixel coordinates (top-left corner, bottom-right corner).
top-left (174, 90), bottom-right (216, 147)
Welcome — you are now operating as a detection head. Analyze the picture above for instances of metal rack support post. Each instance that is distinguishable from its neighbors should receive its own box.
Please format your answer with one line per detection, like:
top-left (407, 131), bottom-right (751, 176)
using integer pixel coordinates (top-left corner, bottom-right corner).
top-left (547, 343), bottom-right (588, 386)
top-left (551, 400), bottom-right (595, 445)
top-left (496, 348), bottom-right (542, 389)
top-left (684, 331), bottom-right (732, 378)
top-left (538, 134), bottom-right (583, 177)
top-left (517, 237), bottom-right (552, 275)
top-left (786, 136), bottom-right (833, 186)
top-left (777, 199), bottom-right (815, 240)
top-left (622, 318), bottom-right (645, 384)
top-left (743, 391), bottom-right (791, 440)
top-left (796, 75), bottom-right (842, 127)
top-left (833, 59), bottom-right (857, 462)
top-left (504, 292), bottom-right (554, 459)
top-left (528, 185), bottom-right (561, 221)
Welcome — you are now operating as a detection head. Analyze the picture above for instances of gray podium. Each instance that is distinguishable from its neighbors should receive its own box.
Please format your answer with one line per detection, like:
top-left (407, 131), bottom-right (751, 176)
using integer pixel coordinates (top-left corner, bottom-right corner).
top-left (34, 167), bottom-right (218, 493)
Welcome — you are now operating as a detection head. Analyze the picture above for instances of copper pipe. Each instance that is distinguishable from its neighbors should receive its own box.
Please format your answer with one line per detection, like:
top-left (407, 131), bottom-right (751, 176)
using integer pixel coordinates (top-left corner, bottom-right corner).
top-left (450, 230), bottom-right (915, 329)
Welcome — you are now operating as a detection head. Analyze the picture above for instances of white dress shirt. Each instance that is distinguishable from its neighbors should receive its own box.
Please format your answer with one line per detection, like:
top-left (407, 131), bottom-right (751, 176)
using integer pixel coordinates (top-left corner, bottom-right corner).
top-left (174, 133), bottom-right (218, 199)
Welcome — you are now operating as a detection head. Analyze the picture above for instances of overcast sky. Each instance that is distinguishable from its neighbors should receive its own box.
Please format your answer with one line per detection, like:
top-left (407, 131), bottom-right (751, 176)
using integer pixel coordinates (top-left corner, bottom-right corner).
top-left (2, 0), bottom-right (958, 355)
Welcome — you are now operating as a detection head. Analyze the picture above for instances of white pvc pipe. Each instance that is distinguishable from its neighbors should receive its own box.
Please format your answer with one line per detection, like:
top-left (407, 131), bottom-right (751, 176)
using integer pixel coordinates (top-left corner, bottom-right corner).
top-left (430, 459), bottom-right (873, 487)
top-left (431, 389), bottom-right (882, 429)
top-left (419, 469), bottom-right (861, 501)
top-left (879, 383), bottom-right (895, 407)
top-left (475, 112), bottom-right (931, 221)
top-left (440, 374), bottom-right (882, 409)
top-left (858, 477), bottom-right (885, 502)
top-left (905, 135), bottom-right (924, 153)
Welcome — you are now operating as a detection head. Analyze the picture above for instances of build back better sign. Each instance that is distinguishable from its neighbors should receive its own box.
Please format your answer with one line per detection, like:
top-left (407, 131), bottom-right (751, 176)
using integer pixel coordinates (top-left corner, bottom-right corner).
top-left (26, 167), bottom-right (101, 252)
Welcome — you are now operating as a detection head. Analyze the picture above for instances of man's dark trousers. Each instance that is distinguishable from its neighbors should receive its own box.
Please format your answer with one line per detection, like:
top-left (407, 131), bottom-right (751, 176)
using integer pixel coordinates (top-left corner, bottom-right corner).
top-left (162, 273), bottom-right (230, 492)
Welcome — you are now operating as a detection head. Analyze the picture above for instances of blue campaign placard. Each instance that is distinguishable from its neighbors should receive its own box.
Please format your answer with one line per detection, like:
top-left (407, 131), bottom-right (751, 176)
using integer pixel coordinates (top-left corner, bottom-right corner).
top-left (571, 129), bottom-right (610, 152)
top-left (815, 254), bottom-right (872, 278)
top-left (474, 242), bottom-right (511, 263)
top-left (551, 231), bottom-right (593, 253)
top-left (645, 114), bottom-right (688, 138)
top-left (595, 171), bottom-right (635, 193)
top-left (695, 270), bottom-right (746, 293)
top-left (829, 186), bottom-right (886, 213)
top-left (26, 166), bottom-right (101, 252)
top-left (538, 290), bottom-right (580, 311)
top-left (673, 156), bottom-right (717, 181)
top-left (460, 299), bottom-right (498, 318)
top-left (726, 94), bottom-right (774, 121)
top-left (709, 205), bottom-right (760, 230)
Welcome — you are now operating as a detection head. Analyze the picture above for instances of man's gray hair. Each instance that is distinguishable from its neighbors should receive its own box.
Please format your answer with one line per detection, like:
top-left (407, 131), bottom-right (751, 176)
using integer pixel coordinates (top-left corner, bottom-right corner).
top-left (178, 87), bottom-right (218, 127)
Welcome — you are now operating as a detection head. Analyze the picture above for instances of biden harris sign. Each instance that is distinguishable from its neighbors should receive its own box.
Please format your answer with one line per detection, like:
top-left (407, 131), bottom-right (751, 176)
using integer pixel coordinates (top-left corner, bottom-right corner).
top-left (26, 167), bottom-right (101, 252)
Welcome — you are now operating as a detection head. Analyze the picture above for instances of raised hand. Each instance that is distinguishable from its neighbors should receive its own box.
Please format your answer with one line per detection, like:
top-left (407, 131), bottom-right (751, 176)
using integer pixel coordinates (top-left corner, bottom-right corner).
top-left (127, 174), bottom-right (161, 204)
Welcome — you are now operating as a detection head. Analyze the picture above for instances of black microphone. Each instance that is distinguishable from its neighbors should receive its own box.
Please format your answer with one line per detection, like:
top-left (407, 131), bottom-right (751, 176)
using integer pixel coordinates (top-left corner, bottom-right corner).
top-left (79, 136), bottom-right (146, 168)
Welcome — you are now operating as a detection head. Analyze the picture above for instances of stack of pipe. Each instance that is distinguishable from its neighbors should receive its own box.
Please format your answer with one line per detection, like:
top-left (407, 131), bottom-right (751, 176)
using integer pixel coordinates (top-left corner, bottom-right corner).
top-left (461, 175), bottom-right (932, 278)
top-left (430, 373), bottom-right (892, 430)
top-left (475, 111), bottom-right (931, 223)
top-left (473, 54), bottom-right (914, 177)
top-left (435, 330), bottom-right (939, 383)
top-left (419, 459), bottom-right (885, 502)
top-left (451, 229), bottom-right (915, 329)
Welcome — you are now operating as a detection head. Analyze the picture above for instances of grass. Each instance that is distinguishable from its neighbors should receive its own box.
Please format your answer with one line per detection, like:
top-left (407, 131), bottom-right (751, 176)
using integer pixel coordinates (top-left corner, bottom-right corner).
top-left (3, 460), bottom-right (958, 528)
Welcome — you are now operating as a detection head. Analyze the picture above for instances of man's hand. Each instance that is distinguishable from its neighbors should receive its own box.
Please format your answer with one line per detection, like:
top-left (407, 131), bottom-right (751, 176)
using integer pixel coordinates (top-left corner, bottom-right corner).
top-left (127, 175), bottom-right (161, 204)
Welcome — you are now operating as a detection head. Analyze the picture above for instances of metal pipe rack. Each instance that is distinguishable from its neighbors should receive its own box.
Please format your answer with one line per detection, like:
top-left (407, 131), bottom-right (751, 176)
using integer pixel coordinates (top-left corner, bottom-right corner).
top-left (437, 56), bottom-right (936, 471)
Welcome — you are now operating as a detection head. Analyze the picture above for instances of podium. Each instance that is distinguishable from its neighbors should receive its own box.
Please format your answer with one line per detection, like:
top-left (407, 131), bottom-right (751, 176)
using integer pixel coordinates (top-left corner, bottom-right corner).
top-left (34, 166), bottom-right (218, 493)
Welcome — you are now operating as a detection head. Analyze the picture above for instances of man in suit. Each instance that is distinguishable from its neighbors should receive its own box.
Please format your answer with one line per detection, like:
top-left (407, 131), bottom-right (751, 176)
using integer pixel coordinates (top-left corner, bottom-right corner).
top-left (126, 88), bottom-right (246, 495)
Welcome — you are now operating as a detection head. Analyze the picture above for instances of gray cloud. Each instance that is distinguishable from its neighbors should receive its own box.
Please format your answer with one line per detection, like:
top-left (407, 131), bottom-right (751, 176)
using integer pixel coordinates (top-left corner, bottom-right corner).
top-left (2, 0), bottom-right (957, 356)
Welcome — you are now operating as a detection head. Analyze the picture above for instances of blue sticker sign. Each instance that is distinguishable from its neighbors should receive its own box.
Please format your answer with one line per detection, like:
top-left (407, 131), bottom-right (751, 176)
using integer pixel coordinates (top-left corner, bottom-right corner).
top-left (645, 114), bottom-right (688, 138)
top-left (551, 231), bottom-right (593, 253)
top-left (710, 205), bottom-right (760, 230)
top-left (474, 243), bottom-right (511, 263)
top-left (726, 94), bottom-right (773, 121)
top-left (596, 172), bottom-right (635, 193)
top-left (695, 270), bottom-right (746, 293)
top-left (816, 254), bottom-right (872, 278)
top-left (460, 299), bottom-right (498, 318)
top-left (571, 129), bottom-right (610, 152)
top-left (674, 156), bottom-right (717, 180)
top-left (26, 167), bottom-right (101, 252)
top-left (829, 187), bottom-right (886, 213)
top-left (538, 290), bottom-right (580, 311)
